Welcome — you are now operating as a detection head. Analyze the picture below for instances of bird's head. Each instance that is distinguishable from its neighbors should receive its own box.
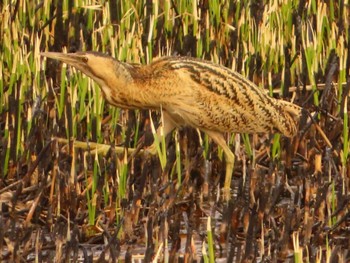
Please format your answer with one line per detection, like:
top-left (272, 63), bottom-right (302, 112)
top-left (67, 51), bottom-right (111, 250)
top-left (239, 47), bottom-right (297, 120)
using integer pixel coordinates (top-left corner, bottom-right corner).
top-left (41, 52), bottom-right (118, 87)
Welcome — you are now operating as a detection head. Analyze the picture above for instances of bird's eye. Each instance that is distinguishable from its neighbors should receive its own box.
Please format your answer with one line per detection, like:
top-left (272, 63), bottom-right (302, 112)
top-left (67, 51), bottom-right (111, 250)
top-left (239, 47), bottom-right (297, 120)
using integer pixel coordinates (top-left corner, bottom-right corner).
top-left (82, 57), bottom-right (88, 63)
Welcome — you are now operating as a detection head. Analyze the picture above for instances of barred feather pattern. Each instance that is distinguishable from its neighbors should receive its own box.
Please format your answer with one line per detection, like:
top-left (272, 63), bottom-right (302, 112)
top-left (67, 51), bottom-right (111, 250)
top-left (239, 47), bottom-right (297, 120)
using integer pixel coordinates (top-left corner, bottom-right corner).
top-left (41, 52), bottom-right (301, 138)
top-left (148, 56), bottom-right (301, 138)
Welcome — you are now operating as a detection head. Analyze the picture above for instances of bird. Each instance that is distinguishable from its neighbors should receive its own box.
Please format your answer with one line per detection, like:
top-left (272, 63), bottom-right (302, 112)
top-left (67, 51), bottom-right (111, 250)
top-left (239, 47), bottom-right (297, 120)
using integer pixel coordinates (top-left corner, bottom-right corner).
top-left (41, 51), bottom-right (302, 200)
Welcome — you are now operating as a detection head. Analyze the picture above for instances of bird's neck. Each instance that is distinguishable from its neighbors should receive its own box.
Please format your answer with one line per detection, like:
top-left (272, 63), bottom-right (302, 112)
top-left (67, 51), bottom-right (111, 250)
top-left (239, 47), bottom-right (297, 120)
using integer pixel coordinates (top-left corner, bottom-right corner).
top-left (99, 62), bottom-right (159, 110)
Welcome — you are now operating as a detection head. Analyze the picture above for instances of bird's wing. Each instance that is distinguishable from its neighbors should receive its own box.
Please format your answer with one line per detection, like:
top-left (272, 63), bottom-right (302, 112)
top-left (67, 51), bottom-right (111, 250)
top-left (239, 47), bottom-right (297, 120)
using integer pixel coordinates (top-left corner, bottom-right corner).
top-left (152, 56), bottom-right (269, 105)
top-left (151, 57), bottom-right (301, 137)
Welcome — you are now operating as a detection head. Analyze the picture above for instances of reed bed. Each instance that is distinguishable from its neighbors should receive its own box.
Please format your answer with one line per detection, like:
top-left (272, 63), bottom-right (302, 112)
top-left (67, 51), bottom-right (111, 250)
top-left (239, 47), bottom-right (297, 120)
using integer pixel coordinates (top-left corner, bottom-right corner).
top-left (1, 0), bottom-right (349, 261)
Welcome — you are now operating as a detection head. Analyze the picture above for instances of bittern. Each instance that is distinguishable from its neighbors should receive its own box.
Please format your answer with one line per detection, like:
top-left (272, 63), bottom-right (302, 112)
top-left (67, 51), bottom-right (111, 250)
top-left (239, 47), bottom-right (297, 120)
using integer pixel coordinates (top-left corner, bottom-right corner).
top-left (41, 52), bottom-right (301, 200)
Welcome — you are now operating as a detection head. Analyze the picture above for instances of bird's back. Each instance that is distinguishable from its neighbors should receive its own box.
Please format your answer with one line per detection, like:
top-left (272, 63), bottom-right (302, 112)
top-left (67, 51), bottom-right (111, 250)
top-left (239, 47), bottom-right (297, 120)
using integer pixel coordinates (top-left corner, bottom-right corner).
top-left (148, 56), bottom-right (301, 137)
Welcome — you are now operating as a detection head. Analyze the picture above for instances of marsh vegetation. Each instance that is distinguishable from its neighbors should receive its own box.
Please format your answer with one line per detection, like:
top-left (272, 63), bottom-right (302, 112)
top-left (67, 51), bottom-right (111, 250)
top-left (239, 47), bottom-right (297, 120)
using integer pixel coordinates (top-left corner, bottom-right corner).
top-left (1, 0), bottom-right (349, 262)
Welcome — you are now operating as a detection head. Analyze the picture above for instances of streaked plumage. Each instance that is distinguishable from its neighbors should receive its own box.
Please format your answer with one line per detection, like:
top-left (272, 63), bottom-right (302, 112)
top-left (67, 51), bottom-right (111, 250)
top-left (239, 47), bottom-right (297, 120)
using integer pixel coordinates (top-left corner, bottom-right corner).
top-left (41, 52), bottom-right (302, 200)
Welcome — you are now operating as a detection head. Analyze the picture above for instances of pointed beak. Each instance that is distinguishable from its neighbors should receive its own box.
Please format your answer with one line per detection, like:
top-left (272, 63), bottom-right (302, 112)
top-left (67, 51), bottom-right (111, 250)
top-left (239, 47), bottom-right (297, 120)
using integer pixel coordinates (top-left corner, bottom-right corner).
top-left (41, 51), bottom-right (87, 65)
top-left (41, 52), bottom-right (89, 73)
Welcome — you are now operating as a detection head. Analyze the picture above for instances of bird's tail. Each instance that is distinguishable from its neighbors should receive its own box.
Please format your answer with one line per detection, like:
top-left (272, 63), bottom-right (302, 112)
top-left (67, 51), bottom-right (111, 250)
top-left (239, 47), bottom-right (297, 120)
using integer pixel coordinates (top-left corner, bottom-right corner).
top-left (275, 100), bottom-right (302, 138)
